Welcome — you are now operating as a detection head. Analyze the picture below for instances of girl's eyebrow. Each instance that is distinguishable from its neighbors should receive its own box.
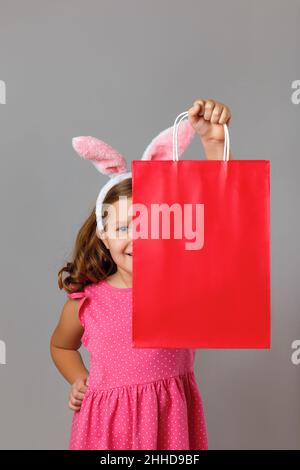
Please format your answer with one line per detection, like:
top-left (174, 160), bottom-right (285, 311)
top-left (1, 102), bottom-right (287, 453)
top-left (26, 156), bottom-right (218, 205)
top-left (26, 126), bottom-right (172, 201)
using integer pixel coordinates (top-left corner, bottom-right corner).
top-left (116, 217), bottom-right (132, 225)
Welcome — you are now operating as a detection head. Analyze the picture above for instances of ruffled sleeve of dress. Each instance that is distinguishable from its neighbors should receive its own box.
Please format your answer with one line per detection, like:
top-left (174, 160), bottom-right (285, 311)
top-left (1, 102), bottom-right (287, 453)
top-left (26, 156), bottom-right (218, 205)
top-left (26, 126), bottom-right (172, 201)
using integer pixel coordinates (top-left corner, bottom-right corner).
top-left (67, 289), bottom-right (90, 348)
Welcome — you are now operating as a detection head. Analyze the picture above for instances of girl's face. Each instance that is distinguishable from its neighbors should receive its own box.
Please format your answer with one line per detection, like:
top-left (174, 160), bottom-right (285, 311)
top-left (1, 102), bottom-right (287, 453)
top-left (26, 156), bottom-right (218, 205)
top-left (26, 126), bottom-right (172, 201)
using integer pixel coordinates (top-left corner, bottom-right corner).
top-left (98, 197), bottom-right (133, 274)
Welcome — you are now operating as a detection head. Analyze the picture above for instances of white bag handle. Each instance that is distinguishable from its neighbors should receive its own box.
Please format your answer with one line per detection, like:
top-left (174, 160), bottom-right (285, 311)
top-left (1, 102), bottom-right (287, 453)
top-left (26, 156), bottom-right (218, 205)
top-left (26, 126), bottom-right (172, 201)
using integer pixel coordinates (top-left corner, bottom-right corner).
top-left (172, 110), bottom-right (230, 162)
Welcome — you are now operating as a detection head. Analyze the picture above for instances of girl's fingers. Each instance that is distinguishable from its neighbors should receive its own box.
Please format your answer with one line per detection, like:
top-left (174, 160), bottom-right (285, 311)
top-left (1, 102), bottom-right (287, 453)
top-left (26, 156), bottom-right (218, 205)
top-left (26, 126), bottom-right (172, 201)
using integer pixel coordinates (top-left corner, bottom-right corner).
top-left (191, 99), bottom-right (231, 123)
top-left (188, 101), bottom-right (203, 126)
top-left (69, 391), bottom-right (83, 404)
top-left (69, 404), bottom-right (81, 411)
top-left (191, 100), bottom-right (204, 116)
top-left (219, 107), bottom-right (231, 124)
top-left (203, 100), bottom-right (215, 121)
top-left (73, 390), bottom-right (86, 400)
top-left (68, 377), bottom-right (90, 411)
top-left (70, 396), bottom-right (82, 406)
top-left (68, 399), bottom-right (81, 411)
top-left (70, 389), bottom-right (85, 401)
top-left (211, 104), bottom-right (223, 124)
top-left (189, 99), bottom-right (232, 131)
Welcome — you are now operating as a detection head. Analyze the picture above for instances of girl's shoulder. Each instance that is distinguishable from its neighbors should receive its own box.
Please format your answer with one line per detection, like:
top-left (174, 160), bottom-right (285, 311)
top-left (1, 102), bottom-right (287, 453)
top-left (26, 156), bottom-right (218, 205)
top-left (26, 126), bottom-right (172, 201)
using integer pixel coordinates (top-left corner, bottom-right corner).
top-left (67, 281), bottom-right (97, 298)
top-left (64, 281), bottom-right (106, 348)
top-left (66, 279), bottom-right (108, 301)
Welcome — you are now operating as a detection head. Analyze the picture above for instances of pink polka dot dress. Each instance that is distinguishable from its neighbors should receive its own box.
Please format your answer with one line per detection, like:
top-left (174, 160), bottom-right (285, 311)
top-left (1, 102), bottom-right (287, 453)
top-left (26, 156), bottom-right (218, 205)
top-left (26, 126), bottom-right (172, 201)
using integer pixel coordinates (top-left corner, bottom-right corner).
top-left (67, 279), bottom-right (209, 450)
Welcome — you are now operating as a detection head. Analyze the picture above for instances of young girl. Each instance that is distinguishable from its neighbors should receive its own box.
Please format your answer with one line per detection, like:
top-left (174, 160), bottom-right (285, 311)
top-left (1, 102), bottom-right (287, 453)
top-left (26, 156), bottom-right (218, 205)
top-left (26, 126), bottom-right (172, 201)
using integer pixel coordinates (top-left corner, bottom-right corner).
top-left (50, 99), bottom-right (233, 450)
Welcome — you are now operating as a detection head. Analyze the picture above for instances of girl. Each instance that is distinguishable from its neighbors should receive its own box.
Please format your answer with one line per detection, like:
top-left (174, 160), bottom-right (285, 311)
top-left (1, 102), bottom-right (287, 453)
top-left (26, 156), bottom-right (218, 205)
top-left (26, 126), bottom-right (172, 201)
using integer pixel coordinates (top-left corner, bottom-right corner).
top-left (50, 99), bottom-right (233, 450)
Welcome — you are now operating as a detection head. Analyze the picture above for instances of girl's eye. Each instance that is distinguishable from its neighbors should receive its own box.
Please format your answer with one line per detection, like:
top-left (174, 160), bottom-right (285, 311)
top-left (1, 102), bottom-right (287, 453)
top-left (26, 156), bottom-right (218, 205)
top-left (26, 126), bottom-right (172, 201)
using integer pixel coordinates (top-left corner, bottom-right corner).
top-left (117, 226), bottom-right (128, 232)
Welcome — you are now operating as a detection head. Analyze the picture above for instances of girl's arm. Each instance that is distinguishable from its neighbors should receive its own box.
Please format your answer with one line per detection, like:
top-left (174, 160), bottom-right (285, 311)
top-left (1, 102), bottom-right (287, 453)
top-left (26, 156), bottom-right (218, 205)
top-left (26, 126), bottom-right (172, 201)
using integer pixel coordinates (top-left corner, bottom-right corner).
top-left (50, 300), bottom-right (89, 385)
top-left (202, 140), bottom-right (234, 160)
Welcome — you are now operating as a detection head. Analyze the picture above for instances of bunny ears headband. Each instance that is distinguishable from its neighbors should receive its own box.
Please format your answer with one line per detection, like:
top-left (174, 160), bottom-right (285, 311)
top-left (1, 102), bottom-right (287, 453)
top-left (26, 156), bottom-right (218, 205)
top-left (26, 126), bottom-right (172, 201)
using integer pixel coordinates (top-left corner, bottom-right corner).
top-left (71, 114), bottom-right (197, 233)
top-left (71, 111), bottom-right (230, 233)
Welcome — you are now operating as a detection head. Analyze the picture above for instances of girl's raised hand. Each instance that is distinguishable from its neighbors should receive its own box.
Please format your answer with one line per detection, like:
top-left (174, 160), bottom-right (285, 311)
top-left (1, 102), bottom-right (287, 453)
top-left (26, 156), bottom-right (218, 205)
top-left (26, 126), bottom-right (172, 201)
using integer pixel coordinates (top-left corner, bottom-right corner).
top-left (188, 99), bottom-right (231, 143)
top-left (68, 375), bottom-right (89, 412)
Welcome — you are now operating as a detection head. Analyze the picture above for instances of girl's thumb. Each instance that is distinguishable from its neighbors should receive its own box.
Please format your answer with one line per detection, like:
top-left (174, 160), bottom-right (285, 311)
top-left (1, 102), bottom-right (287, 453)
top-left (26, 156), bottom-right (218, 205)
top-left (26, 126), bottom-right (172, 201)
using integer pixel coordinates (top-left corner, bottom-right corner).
top-left (86, 375), bottom-right (90, 386)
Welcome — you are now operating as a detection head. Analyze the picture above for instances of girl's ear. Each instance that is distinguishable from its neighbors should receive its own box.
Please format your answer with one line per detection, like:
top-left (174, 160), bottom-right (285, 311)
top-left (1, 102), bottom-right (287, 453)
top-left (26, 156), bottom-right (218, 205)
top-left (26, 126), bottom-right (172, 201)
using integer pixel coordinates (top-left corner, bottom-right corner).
top-left (72, 136), bottom-right (128, 176)
top-left (96, 226), bottom-right (105, 240)
top-left (97, 228), bottom-right (109, 250)
top-left (141, 118), bottom-right (195, 161)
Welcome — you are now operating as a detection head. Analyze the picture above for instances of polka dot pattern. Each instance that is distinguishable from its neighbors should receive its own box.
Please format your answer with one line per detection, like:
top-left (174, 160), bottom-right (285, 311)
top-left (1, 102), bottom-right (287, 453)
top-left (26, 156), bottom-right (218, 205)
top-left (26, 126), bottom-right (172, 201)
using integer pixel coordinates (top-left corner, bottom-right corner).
top-left (67, 280), bottom-right (209, 450)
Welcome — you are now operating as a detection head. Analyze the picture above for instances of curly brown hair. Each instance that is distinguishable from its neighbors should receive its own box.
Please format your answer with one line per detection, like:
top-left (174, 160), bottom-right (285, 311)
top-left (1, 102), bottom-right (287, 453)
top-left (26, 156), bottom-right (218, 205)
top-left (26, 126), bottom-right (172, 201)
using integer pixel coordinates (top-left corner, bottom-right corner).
top-left (58, 177), bottom-right (132, 295)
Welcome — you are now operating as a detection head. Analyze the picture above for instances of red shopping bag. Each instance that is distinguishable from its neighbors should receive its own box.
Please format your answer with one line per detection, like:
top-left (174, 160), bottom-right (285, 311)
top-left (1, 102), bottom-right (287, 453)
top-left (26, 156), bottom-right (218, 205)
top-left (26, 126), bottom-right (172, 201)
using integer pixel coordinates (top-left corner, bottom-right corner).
top-left (131, 111), bottom-right (270, 349)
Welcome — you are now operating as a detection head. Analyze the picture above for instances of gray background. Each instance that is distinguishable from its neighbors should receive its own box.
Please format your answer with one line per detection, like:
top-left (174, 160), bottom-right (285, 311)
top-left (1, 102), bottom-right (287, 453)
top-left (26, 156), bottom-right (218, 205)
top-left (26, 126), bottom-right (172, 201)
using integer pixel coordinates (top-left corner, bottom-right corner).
top-left (0, 0), bottom-right (299, 450)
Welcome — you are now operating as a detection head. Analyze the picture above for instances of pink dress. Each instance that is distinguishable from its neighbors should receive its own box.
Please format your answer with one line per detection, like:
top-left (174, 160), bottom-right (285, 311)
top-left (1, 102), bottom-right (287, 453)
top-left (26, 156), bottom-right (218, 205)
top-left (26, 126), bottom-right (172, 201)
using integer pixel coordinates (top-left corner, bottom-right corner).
top-left (67, 279), bottom-right (209, 450)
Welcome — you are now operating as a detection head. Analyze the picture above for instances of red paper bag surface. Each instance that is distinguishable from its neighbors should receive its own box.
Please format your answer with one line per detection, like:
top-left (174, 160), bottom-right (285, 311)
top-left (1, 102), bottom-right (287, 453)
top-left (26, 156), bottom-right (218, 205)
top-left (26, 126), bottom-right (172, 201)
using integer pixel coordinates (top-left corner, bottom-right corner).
top-left (132, 159), bottom-right (270, 349)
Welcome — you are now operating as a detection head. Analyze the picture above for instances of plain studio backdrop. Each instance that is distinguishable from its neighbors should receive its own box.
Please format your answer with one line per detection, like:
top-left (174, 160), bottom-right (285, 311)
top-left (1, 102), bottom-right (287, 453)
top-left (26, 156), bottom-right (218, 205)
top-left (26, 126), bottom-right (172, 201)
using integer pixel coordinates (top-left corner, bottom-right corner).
top-left (0, 0), bottom-right (299, 449)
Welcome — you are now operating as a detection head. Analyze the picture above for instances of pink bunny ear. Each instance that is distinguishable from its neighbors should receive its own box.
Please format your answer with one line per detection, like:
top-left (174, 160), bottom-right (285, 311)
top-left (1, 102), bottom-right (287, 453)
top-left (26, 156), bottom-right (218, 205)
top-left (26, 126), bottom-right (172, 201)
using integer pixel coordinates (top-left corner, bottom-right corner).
top-left (141, 119), bottom-right (195, 161)
top-left (72, 136), bottom-right (128, 175)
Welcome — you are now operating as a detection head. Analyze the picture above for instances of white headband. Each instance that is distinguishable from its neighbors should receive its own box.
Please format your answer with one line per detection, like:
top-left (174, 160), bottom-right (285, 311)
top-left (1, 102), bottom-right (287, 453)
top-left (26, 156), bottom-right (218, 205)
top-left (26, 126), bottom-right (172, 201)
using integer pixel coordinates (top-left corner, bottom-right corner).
top-left (71, 111), bottom-right (230, 232)
top-left (95, 170), bottom-right (132, 231)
